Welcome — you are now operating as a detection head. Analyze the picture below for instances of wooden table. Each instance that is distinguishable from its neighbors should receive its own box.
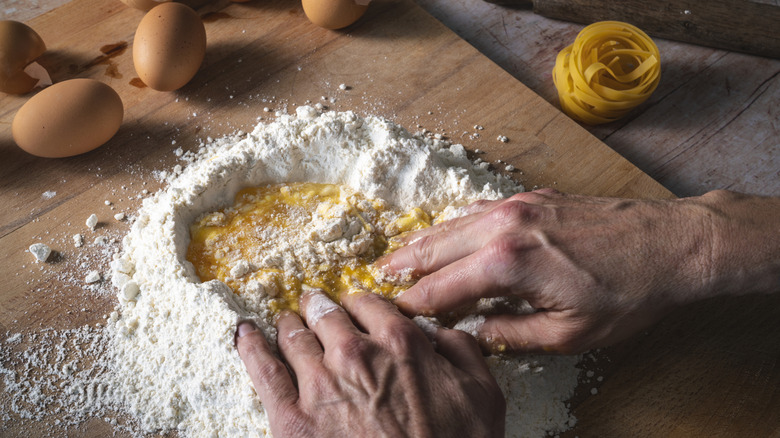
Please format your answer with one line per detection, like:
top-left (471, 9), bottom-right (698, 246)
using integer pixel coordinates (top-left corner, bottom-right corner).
top-left (415, 0), bottom-right (780, 199)
top-left (1, 1), bottom-right (778, 437)
top-left (3, 0), bottom-right (777, 197)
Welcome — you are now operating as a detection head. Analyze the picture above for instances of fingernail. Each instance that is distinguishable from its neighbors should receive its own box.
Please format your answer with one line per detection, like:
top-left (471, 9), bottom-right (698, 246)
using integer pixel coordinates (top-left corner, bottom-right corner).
top-left (237, 320), bottom-right (258, 338)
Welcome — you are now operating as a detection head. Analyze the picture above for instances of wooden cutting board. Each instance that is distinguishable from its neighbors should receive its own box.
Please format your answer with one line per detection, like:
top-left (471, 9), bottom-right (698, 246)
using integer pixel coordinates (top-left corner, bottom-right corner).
top-left (2, 0), bottom-right (777, 436)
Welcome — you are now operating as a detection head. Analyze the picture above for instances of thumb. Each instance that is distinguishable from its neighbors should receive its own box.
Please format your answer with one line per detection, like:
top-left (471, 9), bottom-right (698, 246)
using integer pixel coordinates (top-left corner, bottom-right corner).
top-left (235, 321), bottom-right (299, 416)
top-left (477, 312), bottom-right (586, 355)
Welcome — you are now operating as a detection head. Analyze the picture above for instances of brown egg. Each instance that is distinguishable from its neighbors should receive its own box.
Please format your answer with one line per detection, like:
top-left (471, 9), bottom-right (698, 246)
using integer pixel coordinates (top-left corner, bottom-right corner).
top-left (0, 20), bottom-right (50, 94)
top-left (302, 0), bottom-right (370, 30)
top-left (133, 2), bottom-right (207, 91)
top-left (120, 0), bottom-right (171, 12)
top-left (12, 79), bottom-right (124, 158)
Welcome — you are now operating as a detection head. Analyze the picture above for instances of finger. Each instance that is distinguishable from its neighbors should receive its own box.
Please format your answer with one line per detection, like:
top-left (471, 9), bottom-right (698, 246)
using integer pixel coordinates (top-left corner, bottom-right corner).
top-left (435, 327), bottom-right (492, 378)
top-left (477, 312), bottom-right (582, 355)
top-left (383, 197), bottom-right (555, 281)
top-left (341, 290), bottom-right (433, 357)
top-left (300, 289), bottom-right (362, 351)
top-left (402, 194), bottom-right (526, 246)
top-left (462, 189), bottom-right (562, 214)
top-left (463, 198), bottom-right (504, 214)
top-left (235, 320), bottom-right (299, 417)
top-left (394, 229), bottom-right (552, 316)
top-left (392, 243), bottom-right (515, 316)
top-left (377, 198), bottom-right (509, 272)
top-left (276, 310), bottom-right (324, 378)
top-left (396, 207), bottom-right (490, 244)
top-left (380, 223), bottom-right (488, 277)
top-left (340, 290), bottom-right (419, 336)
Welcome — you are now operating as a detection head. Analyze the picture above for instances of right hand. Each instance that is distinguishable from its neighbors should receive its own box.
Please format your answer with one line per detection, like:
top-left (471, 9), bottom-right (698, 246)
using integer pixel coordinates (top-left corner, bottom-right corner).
top-left (380, 189), bottom-right (780, 355)
top-left (236, 289), bottom-right (506, 438)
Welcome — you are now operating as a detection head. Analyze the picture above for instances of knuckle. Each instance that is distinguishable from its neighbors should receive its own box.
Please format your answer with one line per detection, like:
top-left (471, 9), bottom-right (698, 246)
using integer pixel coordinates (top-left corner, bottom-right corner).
top-left (484, 235), bottom-right (526, 284)
top-left (492, 232), bottom-right (528, 256)
top-left (410, 234), bottom-right (439, 268)
top-left (301, 367), bottom-right (339, 400)
top-left (355, 290), bottom-right (390, 308)
top-left (532, 187), bottom-right (560, 196)
top-left (392, 235), bottom-right (440, 276)
top-left (332, 336), bottom-right (372, 364)
top-left (702, 189), bottom-right (735, 203)
top-left (279, 327), bottom-right (308, 350)
top-left (444, 328), bottom-right (485, 353)
top-left (434, 217), bottom-right (460, 233)
top-left (405, 277), bottom-right (436, 315)
top-left (382, 320), bottom-right (423, 351)
top-left (488, 200), bottom-right (539, 228)
top-left (238, 336), bottom-right (266, 361)
top-left (510, 188), bottom-right (559, 204)
top-left (446, 326), bottom-right (479, 345)
top-left (351, 292), bottom-right (401, 319)
top-left (467, 199), bottom-right (492, 212)
top-left (253, 356), bottom-right (288, 382)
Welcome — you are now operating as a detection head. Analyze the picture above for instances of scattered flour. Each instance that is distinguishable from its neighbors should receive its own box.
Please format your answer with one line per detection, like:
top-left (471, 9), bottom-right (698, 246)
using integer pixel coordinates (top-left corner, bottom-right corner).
top-left (2, 107), bottom-right (583, 438)
top-left (84, 271), bottom-right (101, 284)
top-left (28, 243), bottom-right (51, 263)
top-left (85, 214), bottom-right (98, 231)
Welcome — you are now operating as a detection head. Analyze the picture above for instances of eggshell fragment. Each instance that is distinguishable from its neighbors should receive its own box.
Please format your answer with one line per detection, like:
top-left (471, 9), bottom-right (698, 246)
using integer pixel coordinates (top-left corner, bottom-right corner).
top-left (12, 78), bottom-right (124, 158)
top-left (133, 2), bottom-right (207, 91)
top-left (119, 0), bottom-right (170, 11)
top-left (302, 0), bottom-right (370, 30)
top-left (0, 20), bottom-right (48, 94)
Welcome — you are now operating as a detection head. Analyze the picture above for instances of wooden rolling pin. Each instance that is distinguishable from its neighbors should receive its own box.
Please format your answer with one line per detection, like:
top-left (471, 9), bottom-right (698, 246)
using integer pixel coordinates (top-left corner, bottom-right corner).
top-left (484, 0), bottom-right (780, 59)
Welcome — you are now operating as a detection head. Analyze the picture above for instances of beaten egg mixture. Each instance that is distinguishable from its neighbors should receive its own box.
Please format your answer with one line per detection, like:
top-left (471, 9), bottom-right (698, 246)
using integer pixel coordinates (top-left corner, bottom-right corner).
top-left (187, 183), bottom-right (433, 313)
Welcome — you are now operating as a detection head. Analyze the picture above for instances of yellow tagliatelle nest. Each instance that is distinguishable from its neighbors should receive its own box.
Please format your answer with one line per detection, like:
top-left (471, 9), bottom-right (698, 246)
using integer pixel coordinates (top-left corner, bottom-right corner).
top-left (552, 21), bottom-right (661, 125)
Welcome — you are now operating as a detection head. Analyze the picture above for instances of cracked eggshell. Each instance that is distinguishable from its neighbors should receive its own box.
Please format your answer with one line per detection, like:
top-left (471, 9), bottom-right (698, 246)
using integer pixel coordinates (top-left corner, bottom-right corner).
top-left (302, 0), bottom-right (370, 30)
top-left (0, 20), bottom-right (49, 94)
top-left (12, 78), bottom-right (124, 158)
top-left (133, 2), bottom-right (206, 91)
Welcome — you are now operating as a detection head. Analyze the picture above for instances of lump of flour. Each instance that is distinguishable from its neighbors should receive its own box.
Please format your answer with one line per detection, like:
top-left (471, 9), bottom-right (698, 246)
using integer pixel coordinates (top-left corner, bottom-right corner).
top-left (104, 107), bottom-right (581, 437)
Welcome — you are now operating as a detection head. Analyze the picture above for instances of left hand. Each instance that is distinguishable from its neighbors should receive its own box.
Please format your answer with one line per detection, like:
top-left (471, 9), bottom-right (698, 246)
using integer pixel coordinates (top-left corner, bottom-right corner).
top-left (235, 289), bottom-right (506, 438)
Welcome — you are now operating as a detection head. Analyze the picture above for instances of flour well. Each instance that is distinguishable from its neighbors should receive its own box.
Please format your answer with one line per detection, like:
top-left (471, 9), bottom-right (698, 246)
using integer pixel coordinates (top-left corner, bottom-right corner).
top-left (2, 107), bottom-right (583, 437)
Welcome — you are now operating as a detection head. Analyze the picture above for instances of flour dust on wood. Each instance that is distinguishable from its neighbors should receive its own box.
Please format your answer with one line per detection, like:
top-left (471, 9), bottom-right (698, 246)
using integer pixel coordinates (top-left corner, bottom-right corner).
top-left (1, 107), bottom-right (583, 438)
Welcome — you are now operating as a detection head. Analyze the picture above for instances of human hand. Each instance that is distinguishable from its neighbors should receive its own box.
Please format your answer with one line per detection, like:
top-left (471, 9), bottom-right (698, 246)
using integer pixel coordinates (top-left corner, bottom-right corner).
top-left (235, 289), bottom-right (505, 438)
top-left (380, 189), bottom-right (780, 355)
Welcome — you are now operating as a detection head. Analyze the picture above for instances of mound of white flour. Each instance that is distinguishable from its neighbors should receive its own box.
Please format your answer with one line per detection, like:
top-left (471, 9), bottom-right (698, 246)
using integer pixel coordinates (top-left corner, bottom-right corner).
top-left (105, 107), bottom-right (581, 437)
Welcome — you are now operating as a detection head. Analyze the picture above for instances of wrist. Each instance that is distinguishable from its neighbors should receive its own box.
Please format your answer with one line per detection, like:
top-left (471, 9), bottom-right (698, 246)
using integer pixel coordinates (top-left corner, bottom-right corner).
top-left (686, 190), bottom-right (780, 301)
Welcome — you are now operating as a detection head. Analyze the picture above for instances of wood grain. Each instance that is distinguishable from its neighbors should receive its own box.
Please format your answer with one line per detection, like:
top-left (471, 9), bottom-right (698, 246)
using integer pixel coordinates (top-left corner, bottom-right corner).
top-left (484, 0), bottom-right (780, 58)
top-left (416, 0), bottom-right (780, 198)
top-left (2, 0), bottom-right (778, 437)
top-left (0, 0), bottom-right (670, 434)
